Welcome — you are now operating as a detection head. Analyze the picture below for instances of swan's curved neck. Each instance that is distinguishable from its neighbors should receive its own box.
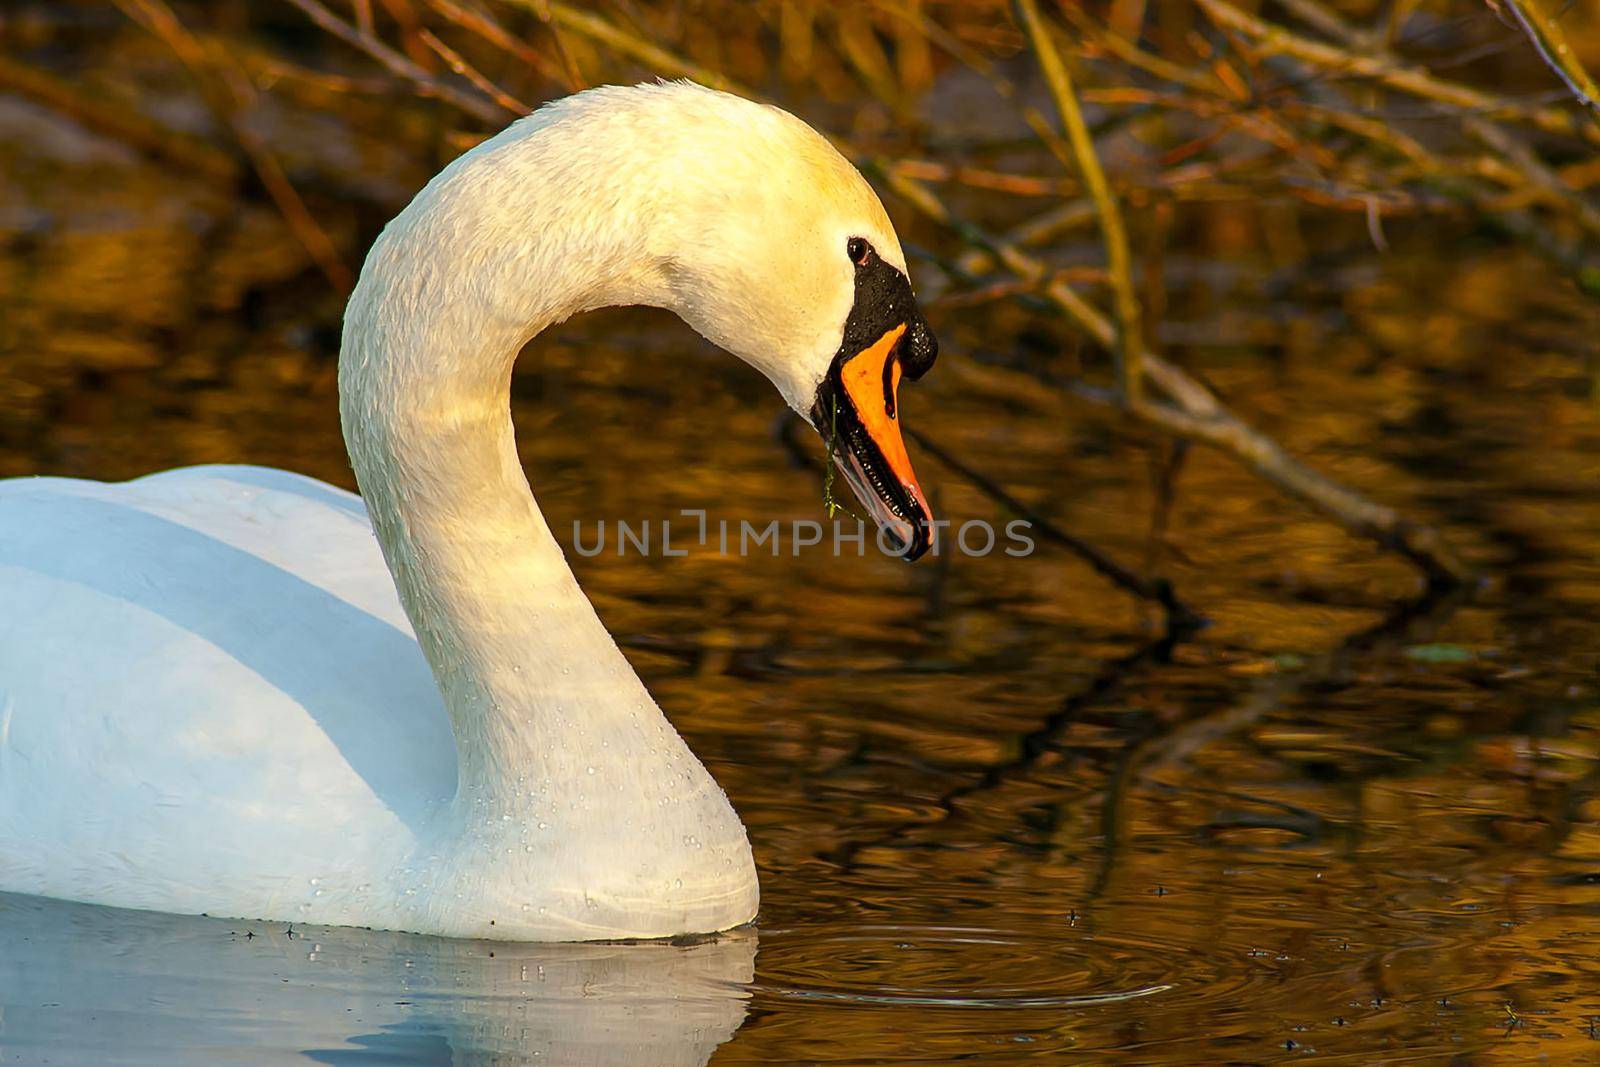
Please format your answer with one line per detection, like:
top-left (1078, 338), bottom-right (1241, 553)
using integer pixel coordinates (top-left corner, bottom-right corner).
top-left (339, 134), bottom-right (676, 807)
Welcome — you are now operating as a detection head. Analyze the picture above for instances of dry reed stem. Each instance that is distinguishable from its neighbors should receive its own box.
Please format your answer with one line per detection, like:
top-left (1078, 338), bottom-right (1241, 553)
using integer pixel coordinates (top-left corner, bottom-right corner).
top-left (501, 0), bottom-right (585, 89)
top-left (1014, 0), bottom-right (1143, 408)
top-left (1064, 0), bottom-right (1569, 236)
top-left (1278, 99), bottom-right (1437, 169)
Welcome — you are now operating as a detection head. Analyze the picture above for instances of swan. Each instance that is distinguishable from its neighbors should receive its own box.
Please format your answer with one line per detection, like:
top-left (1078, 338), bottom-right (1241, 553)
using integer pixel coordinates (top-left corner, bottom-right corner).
top-left (0, 81), bottom-right (937, 941)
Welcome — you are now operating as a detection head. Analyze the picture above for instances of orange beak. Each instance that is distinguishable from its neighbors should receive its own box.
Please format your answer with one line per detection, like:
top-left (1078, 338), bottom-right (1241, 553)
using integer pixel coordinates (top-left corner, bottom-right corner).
top-left (814, 323), bottom-right (934, 559)
top-left (838, 324), bottom-right (931, 515)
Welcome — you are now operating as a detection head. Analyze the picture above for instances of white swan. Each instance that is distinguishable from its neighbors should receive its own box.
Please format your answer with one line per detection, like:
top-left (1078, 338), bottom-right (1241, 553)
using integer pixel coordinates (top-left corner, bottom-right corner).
top-left (0, 82), bottom-right (937, 940)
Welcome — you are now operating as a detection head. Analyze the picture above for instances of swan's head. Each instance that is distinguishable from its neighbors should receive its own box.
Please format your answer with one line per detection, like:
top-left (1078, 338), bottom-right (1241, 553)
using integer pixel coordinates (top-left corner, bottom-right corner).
top-left (611, 83), bottom-right (941, 559)
top-left (391, 82), bottom-right (941, 557)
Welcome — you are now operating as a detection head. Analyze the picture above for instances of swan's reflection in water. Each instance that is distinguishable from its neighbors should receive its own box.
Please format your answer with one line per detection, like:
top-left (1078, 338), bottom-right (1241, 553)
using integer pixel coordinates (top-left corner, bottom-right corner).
top-left (0, 893), bottom-right (755, 1065)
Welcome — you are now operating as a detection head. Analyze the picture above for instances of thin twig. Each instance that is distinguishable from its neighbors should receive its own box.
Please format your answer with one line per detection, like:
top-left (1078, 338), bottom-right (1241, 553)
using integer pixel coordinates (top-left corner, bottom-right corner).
top-left (888, 159), bottom-right (1078, 198)
top-left (1465, 113), bottom-right (1600, 236)
top-left (283, 0), bottom-right (507, 123)
top-left (1266, 0), bottom-right (1600, 239)
top-left (1196, 0), bottom-right (1600, 146)
top-left (1496, 0), bottom-right (1600, 115)
top-left (423, 0), bottom-right (572, 90)
top-left (417, 28), bottom-right (530, 115)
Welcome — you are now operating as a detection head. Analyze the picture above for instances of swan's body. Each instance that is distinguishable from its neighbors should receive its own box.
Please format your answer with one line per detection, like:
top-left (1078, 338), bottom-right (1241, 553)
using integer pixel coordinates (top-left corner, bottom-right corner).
top-left (0, 465), bottom-right (745, 940)
top-left (0, 82), bottom-right (935, 940)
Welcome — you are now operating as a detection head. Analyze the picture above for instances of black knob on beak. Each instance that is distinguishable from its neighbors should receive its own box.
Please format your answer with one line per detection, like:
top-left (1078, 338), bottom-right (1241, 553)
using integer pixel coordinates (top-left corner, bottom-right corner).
top-left (899, 314), bottom-right (938, 381)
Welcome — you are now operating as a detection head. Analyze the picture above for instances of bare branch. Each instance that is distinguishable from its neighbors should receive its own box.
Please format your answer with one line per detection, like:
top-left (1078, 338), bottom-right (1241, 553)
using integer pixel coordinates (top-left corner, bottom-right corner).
top-left (424, 0), bottom-right (574, 91)
top-left (417, 28), bottom-right (530, 115)
top-left (1196, 0), bottom-right (1600, 147)
top-left (282, 0), bottom-right (508, 123)
top-left (879, 166), bottom-right (1475, 588)
top-left (1496, 0), bottom-right (1600, 116)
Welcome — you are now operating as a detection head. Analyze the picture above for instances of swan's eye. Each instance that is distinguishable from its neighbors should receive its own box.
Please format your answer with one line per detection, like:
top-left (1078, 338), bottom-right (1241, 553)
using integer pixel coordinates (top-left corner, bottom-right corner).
top-left (847, 237), bottom-right (870, 266)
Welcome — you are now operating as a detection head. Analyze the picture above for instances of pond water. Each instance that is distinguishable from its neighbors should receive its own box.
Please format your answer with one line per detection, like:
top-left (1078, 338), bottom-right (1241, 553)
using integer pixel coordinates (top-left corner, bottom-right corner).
top-left (5, 14), bottom-right (1600, 1064)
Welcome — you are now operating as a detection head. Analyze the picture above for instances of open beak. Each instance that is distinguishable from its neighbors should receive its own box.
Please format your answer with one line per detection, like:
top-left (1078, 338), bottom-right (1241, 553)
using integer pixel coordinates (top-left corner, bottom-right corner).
top-left (811, 322), bottom-right (935, 560)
